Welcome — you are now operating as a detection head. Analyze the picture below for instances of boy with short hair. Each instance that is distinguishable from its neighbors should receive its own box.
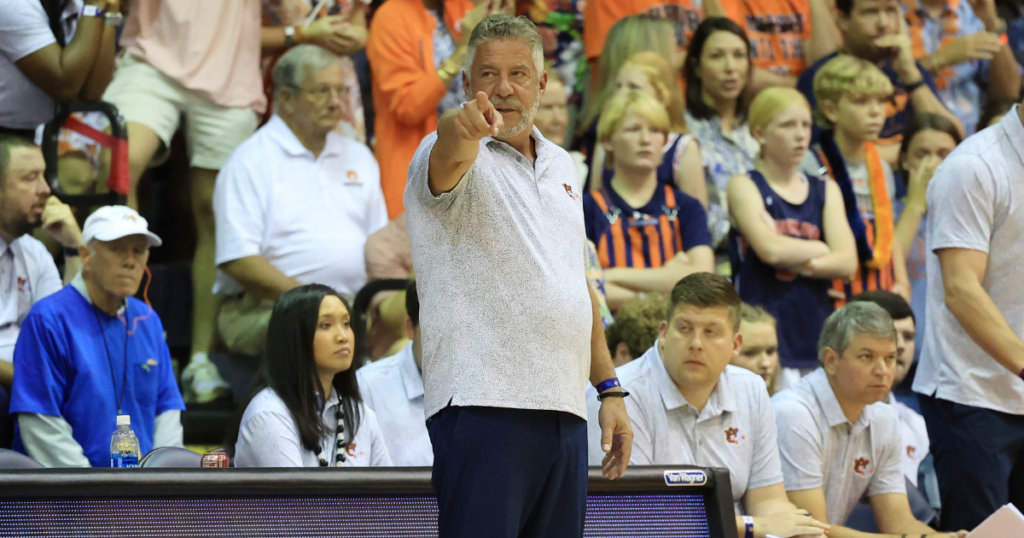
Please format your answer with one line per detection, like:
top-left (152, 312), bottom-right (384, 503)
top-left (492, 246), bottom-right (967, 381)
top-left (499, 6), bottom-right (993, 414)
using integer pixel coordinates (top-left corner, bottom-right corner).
top-left (802, 55), bottom-right (910, 311)
top-left (587, 273), bottom-right (831, 538)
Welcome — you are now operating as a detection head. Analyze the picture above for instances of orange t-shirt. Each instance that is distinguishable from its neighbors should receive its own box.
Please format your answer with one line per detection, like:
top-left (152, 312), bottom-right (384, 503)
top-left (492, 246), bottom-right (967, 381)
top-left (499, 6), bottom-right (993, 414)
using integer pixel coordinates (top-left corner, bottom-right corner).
top-left (583, 0), bottom-right (704, 62)
top-left (722, 0), bottom-right (812, 77)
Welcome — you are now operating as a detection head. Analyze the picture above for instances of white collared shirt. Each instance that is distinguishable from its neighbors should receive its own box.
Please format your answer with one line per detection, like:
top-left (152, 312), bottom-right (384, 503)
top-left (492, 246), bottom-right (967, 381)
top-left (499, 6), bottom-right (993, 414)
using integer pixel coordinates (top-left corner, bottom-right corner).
top-left (235, 386), bottom-right (392, 468)
top-left (885, 393), bottom-right (929, 487)
top-left (586, 344), bottom-right (784, 513)
top-left (0, 234), bottom-right (61, 362)
top-left (405, 127), bottom-right (592, 420)
top-left (772, 369), bottom-right (905, 524)
top-left (356, 343), bottom-right (432, 466)
top-left (916, 105), bottom-right (1024, 415)
top-left (213, 115), bottom-right (388, 297)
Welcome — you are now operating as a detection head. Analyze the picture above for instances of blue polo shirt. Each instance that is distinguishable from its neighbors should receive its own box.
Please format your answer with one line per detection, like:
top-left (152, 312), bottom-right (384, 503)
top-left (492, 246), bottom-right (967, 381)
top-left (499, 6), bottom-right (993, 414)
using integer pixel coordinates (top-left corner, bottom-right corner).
top-left (798, 52), bottom-right (941, 146)
top-left (10, 285), bottom-right (185, 467)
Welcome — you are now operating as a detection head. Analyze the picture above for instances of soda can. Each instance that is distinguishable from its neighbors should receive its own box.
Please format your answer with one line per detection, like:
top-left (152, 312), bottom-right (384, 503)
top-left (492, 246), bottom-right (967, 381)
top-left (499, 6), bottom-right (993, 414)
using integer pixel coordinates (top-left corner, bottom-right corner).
top-left (201, 452), bottom-right (229, 468)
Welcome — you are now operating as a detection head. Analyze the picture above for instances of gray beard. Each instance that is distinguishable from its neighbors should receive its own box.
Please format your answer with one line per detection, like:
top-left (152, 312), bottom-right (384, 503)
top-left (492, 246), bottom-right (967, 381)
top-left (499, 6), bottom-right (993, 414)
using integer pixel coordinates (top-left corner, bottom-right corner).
top-left (496, 98), bottom-right (541, 139)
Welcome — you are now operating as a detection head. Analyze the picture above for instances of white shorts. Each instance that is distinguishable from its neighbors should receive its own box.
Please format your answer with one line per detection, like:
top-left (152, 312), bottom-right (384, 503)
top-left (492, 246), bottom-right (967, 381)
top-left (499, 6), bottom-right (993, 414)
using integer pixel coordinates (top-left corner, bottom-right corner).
top-left (102, 53), bottom-right (258, 170)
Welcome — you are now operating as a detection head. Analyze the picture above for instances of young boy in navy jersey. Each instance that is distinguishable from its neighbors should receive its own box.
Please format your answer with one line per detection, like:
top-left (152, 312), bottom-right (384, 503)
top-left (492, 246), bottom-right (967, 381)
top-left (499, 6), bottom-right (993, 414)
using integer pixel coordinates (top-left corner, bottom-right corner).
top-left (728, 87), bottom-right (857, 382)
top-left (583, 91), bottom-right (713, 311)
top-left (802, 55), bottom-right (911, 312)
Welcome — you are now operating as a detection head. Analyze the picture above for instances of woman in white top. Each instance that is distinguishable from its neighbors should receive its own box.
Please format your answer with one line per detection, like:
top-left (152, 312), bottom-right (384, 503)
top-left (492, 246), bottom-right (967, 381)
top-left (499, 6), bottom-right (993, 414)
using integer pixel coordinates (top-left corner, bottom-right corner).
top-left (232, 284), bottom-right (391, 467)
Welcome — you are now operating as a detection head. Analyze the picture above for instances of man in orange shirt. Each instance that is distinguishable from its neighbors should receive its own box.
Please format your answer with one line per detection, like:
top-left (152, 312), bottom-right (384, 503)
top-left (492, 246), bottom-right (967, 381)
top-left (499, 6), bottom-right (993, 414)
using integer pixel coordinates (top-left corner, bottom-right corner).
top-left (583, 0), bottom-right (703, 72)
top-left (712, 0), bottom-right (842, 91)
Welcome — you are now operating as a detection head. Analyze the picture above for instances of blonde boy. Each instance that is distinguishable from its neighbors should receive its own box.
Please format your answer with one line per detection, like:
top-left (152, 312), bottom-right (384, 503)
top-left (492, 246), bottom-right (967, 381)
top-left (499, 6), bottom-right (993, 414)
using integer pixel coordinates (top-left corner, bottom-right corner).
top-left (801, 55), bottom-right (910, 312)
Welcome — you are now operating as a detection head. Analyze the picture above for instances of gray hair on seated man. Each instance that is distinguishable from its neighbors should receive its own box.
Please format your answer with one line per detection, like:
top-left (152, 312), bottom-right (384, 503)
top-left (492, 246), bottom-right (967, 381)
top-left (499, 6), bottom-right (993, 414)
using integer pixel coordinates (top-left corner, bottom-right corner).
top-left (271, 44), bottom-right (342, 110)
top-left (464, 15), bottom-right (544, 82)
top-left (817, 302), bottom-right (896, 366)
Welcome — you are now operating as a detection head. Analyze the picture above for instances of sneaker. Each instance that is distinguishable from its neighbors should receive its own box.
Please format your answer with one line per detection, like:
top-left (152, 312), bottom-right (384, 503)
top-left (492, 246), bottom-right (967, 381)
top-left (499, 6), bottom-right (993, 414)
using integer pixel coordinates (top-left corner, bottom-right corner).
top-left (182, 355), bottom-right (231, 404)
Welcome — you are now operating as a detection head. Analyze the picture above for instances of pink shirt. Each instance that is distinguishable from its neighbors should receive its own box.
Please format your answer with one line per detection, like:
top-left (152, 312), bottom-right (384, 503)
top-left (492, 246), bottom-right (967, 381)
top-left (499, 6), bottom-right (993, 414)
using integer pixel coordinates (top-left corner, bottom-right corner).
top-left (120, 0), bottom-right (266, 113)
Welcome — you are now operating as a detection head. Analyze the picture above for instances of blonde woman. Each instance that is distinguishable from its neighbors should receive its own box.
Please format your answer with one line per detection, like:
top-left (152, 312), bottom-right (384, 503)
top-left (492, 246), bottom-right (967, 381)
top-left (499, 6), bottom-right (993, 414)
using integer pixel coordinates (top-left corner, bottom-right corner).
top-left (589, 52), bottom-right (707, 209)
top-left (583, 91), bottom-right (713, 310)
top-left (733, 304), bottom-right (781, 395)
top-left (727, 87), bottom-right (857, 384)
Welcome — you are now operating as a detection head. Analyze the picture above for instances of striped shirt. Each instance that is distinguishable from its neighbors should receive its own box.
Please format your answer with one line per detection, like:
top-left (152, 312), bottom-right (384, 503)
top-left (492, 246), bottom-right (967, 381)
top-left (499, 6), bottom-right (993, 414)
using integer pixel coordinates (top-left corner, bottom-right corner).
top-left (583, 184), bottom-right (711, 269)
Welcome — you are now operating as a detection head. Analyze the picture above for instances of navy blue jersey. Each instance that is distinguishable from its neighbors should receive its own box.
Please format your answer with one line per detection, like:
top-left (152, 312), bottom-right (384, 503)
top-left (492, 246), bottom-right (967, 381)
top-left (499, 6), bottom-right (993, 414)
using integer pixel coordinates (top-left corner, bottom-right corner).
top-left (729, 170), bottom-right (833, 369)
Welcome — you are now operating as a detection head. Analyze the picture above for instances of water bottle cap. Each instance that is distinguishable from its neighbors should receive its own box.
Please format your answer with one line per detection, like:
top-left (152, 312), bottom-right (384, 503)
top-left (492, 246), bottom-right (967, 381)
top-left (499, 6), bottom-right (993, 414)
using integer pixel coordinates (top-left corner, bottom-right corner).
top-left (116, 414), bottom-right (131, 426)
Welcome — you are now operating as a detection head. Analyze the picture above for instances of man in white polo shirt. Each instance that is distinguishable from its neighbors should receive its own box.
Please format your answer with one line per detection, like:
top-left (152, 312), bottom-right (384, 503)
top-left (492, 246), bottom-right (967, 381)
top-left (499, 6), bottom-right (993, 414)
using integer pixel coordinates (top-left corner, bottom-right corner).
top-left (587, 273), bottom-right (830, 538)
top-left (773, 303), bottom-right (965, 538)
top-left (914, 98), bottom-right (1024, 531)
top-left (405, 15), bottom-right (631, 538)
top-left (210, 45), bottom-right (387, 374)
top-left (356, 280), bottom-right (431, 467)
top-left (0, 135), bottom-right (83, 447)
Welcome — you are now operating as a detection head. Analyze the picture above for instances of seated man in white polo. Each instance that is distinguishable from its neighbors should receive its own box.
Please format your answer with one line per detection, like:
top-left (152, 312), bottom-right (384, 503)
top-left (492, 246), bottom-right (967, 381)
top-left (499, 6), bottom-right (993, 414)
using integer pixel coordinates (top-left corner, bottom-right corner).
top-left (587, 272), bottom-right (830, 538)
top-left (212, 44), bottom-right (388, 367)
top-left (772, 302), bottom-right (965, 537)
top-left (356, 280), bottom-right (431, 466)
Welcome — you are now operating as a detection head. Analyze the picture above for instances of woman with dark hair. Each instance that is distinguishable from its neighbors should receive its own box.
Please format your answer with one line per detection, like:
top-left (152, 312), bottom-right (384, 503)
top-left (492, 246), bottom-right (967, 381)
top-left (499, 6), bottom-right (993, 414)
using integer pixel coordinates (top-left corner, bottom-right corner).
top-left (683, 17), bottom-right (760, 253)
top-left (232, 284), bottom-right (391, 467)
top-left (893, 113), bottom-right (962, 356)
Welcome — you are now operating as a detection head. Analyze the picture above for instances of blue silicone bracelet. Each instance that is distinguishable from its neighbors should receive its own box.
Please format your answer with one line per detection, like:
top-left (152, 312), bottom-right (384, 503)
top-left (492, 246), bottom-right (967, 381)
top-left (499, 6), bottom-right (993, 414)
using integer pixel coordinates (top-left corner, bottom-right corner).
top-left (742, 515), bottom-right (754, 538)
top-left (595, 378), bottom-right (621, 393)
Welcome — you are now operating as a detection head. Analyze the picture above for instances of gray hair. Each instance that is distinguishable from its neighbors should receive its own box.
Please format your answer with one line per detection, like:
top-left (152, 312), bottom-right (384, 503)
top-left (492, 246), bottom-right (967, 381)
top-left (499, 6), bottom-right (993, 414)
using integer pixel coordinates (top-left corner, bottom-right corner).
top-left (272, 45), bottom-right (342, 110)
top-left (464, 15), bottom-right (544, 82)
top-left (817, 302), bottom-right (896, 364)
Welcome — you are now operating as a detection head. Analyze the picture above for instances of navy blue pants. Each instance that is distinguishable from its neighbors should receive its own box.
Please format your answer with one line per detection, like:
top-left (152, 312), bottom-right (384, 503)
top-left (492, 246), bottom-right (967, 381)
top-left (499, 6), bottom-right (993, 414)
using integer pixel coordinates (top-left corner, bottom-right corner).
top-left (0, 384), bottom-right (12, 449)
top-left (919, 394), bottom-right (1024, 530)
top-left (427, 406), bottom-right (588, 538)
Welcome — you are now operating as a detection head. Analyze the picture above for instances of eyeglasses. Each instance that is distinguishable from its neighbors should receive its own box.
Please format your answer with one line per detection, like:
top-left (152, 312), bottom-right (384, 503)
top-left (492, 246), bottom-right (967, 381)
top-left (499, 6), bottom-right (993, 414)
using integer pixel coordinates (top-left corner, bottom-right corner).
top-left (292, 84), bottom-right (351, 103)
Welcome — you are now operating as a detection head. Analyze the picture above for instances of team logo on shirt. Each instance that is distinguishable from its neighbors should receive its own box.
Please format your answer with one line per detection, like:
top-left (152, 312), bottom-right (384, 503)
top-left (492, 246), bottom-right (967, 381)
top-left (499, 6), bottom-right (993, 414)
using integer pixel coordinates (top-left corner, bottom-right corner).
top-left (725, 427), bottom-right (745, 445)
top-left (17, 277), bottom-right (29, 294)
top-left (346, 442), bottom-right (364, 459)
top-left (854, 457), bottom-right (873, 476)
top-left (141, 358), bottom-right (158, 372)
top-left (563, 183), bottom-right (580, 201)
top-left (345, 170), bottom-right (362, 186)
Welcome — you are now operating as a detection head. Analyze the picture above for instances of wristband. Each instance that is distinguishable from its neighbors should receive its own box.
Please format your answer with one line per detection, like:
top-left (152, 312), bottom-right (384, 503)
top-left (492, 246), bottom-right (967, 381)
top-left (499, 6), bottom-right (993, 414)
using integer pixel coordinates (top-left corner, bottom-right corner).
top-left (81, 4), bottom-right (104, 17)
top-left (742, 515), bottom-right (754, 538)
top-left (905, 79), bottom-right (926, 94)
top-left (284, 26), bottom-right (296, 47)
top-left (63, 246), bottom-right (80, 258)
top-left (596, 390), bottom-right (629, 401)
top-left (595, 378), bottom-right (621, 393)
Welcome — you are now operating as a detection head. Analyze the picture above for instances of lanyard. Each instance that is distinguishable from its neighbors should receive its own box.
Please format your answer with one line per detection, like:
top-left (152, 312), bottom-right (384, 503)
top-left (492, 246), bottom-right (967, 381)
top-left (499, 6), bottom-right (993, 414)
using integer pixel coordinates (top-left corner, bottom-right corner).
top-left (92, 304), bottom-right (129, 415)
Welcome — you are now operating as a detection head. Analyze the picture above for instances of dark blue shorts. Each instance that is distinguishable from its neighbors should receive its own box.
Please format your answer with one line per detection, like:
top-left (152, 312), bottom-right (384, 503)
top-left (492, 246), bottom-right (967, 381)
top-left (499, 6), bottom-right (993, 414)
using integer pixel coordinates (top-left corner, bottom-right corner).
top-left (427, 406), bottom-right (588, 538)
top-left (919, 394), bottom-right (1024, 530)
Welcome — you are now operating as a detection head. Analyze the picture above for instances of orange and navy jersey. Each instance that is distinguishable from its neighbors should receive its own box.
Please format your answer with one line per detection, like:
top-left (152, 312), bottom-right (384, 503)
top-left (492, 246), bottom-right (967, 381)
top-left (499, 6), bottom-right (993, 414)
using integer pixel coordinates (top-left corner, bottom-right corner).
top-left (722, 0), bottom-right (812, 77)
top-left (583, 0), bottom-right (704, 63)
top-left (832, 213), bottom-right (897, 309)
top-left (583, 184), bottom-right (711, 269)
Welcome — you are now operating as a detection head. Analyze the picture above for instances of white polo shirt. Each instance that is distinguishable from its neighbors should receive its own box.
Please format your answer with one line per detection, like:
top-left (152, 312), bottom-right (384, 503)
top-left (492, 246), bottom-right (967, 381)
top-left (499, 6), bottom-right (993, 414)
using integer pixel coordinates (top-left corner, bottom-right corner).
top-left (586, 344), bottom-right (784, 512)
top-left (915, 105), bottom-right (1024, 415)
top-left (213, 115), bottom-right (388, 297)
top-left (405, 128), bottom-right (592, 420)
top-left (885, 393), bottom-right (929, 487)
top-left (0, 234), bottom-right (61, 362)
top-left (772, 369), bottom-right (905, 524)
top-left (356, 343), bottom-right (432, 467)
top-left (235, 386), bottom-right (392, 468)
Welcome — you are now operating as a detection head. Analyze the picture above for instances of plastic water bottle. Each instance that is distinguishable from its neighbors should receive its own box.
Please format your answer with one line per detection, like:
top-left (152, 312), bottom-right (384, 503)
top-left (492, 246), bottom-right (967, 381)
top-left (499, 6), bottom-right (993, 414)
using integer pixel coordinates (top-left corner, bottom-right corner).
top-left (110, 415), bottom-right (140, 468)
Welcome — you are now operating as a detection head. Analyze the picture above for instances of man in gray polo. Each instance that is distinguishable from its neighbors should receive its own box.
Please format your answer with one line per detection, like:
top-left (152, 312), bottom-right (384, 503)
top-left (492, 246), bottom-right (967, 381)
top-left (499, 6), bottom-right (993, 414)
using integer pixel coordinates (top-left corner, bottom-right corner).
top-left (404, 14), bottom-right (632, 538)
top-left (773, 303), bottom-right (965, 538)
top-left (586, 273), bottom-right (830, 538)
top-left (914, 98), bottom-right (1024, 530)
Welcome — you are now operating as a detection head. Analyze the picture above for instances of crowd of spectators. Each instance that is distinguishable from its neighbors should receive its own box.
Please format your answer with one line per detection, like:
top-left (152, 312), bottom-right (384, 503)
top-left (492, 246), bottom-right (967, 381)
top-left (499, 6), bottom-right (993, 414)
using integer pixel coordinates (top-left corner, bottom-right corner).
top-left (2, 0), bottom-right (1024, 533)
